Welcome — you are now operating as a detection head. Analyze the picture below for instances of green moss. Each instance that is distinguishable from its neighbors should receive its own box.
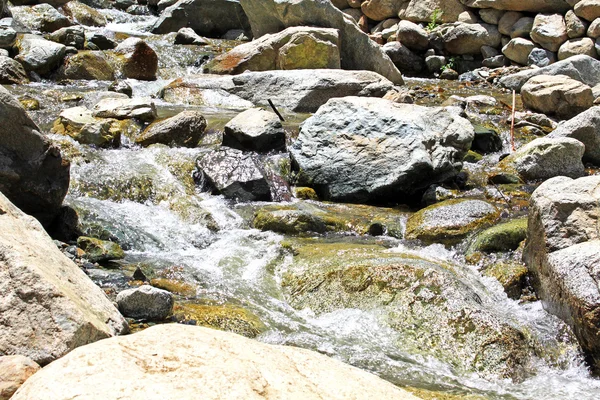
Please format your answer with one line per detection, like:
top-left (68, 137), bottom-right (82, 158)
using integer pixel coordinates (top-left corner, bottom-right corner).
top-left (467, 218), bottom-right (528, 255)
top-left (463, 150), bottom-right (483, 163)
top-left (484, 261), bottom-right (529, 300)
top-left (293, 186), bottom-right (318, 200)
top-left (150, 278), bottom-right (197, 297)
top-left (77, 236), bottom-right (124, 263)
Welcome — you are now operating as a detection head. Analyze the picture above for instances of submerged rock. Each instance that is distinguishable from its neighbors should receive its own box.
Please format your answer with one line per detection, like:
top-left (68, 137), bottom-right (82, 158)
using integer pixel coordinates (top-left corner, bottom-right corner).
top-left (172, 303), bottom-right (265, 338)
top-left (12, 324), bottom-right (418, 399)
top-left (136, 111), bottom-right (207, 148)
top-left (289, 97), bottom-right (474, 203)
top-left (116, 285), bottom-right (174, 321)
top-left (223, 108), bottom-right (285, 152)
top-left (77, 236), bottom-right (125, 263)
top-left (467, 217), bottom-right (528, 255)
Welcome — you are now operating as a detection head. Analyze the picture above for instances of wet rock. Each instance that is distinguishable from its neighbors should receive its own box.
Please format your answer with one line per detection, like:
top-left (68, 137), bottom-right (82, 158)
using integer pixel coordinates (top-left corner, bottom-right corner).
top-left (11, 4), bottom-right (71, 33)
top-left (0, 355), bottom-right (40, 400)
top-left (527, 47), bottom-right (558, 67)
top-left (47, 25), bottom-right (85, 49)
top-left (460, 0), bottom-right (570, 13)
top-left (15, 34), bottom-right (66, 76)
top-left (174, 27), bottom-right (209, 45)
top-left (161, 69), bottom-right (394, 113)
top-left (503, 38), bottom-right (536, 65)
top-left (62, 1), bottom-right (107, 27)
top-left (521, 74), bottom-right (593, 119)
top-left (558, 37), bottom-right (597, 60)
top-left (471, 126), bottom-right (503, 154)
top-left (56, 51), bottom-right (116, 81)
top-left (172, 303), bottom-right (265, 338)
top-left (113, 37), bottom-right (158, 81)
top-left (289, 97), bottom-right (474, 203)
top-left (0, 87), bottom-right (69, 226)
top-left (405, 199), bottom-right (501, 245)
top-left (126, 5), bottom-right (151, 15)
top-left (253, 209), bottom-right (328, 234)
top-left (530, 13), bottom-right (568, 52)
top-left (116, 285), bottom-right (173, 320)
top-left (280, 237), bottom-right (533, 380)
top-left (239, 0), bottom-right (403, 84)
top-left (136, 110), bottom-right (207, 147)
top-left (85, 32), bottom-right (116, 50)
top-left (196, 147), bottom-right (271, 201)
top-left (566, 9), bottom-right (588, 38)
top-left (108, 80), bottom-right (132, 97)
top-left (0, 192), bottom-right (128, 365)
top-left (483, 261), bottom-right (529, 300)
top-left (498, 137), bottom-right (585, 181)
top-left (12, 324), bottom-right (418, 400)
top-left (152, 0), bottom-right (250, 37)
top-left (223, 108), bottom-right (285, 152)
top-left (396, 20), bottom-right (429, 51)
top-left (204, 27), bottom-right (340, 74)
top-left (0, 55), bottom-right (28, 84)
top-left (52, 106), bottom-right (122, 147)
top-left (382, 41), bottom-right (424, 75)
top-left (77, 236), bottom-right (125, 263)
top-left (523, 175), bottom-right (600, 373)
top-left (547, 106), bottom-right (600, 164)
top-left (467, 217), bottom-right (528, 254)
top-left (432, 22), bottom-right (502, 55)
top-left (574, 0), bottom-right (600, 22)
top-left (92, 97), bottom-right (157, 121)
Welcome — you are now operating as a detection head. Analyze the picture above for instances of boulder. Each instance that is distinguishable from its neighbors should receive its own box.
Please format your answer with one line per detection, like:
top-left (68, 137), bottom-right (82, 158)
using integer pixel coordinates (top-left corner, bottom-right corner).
top-left (396, 20), bottom-right (429, 51)
top-left (502, 38), bottom-right (535, 65)
top-left (588, 18), bottom-right (600, 38)
top-left (10, 4), bottom-right (71, 33)
top-left (530, 13), bottom-right (568, 52)
top-left (160, 69), bottom-right (395, 113)
top-left (398, 0), bottom-right (470, 23)
top-left (0, 192), bottom-right (128, 365)
top-left (523, 175), bottom-right (600, 373)
top-left (0, 55), bottom-right (28, 84)
top-left (116, 285), bottom-right (173, 320)
top-left (459, 0), bottom-right (570, 13)
top-left (382, 41), bottom-right (424, 75)
top-left (432, 22), bottom-right (502, 55)
top-left (548, 106), bottom-right (600, 164)
top-left (48, 26), bottom-right (85, 49)
top-left (0, 355), bottom-right (40, 400)
top-left (479, 8), bottom-right (504, 24)
top-left (521, 74), bottom-right (593, 119)
top-left (239, 0), bottom-right (403, 84)
top-left (174, 27), bottom-right (210, 45)
top-left (85, 32), bottom-right (116, 50)
top-left (574, 0), bottom-right (600, 21)
top-left (196, 147), bottom-right (272, 201)
top-left (558, 37), bottom-right (597, 60)
top-left (112, 38), bottom-right (158, 81)
top-left (405, 199), bottom-right (501, 245)
top-left (466, 217), bottom-right (528, 255)
top-left (77, 236), bottom-right (125, 263)
top-left (223, 108), bottom-right (285, 152)
top-left (204, 27), bottom-right (340, 74)
top-left (92, 97), bottom-right (157, 121)
top-left (152, 0), bottom-right (251, 37)
top-left (56, 51), bottom-right (116, 80)
top-left (0, 87), bottom-right (69, 226)
top-left (510, 17), bottom-right (534, 38)
top-left (498, 137), bottom-right (585, 181)
top-left (0, 26), bottom-right (16, 50)
top-left (289, 97), bottom-right (474, 203)
top-left (498, 11), bottom-right (524, 35)
top-left (565, 9), bottom-right (588, 38)
top-left (500, 55), bottom-right (600, 90)
top-left (15, 34), bottom-right (66, 76)
top-left (136, 111), bottom-right (207, 147)
top-left (52, 106), bottom-right (124, 147)
top-left (11, 324), bottom-right (418, 400)
top-left (61, 1), bottom-right (107, 27)
top-left (527, 47), bottom-right (558, 67)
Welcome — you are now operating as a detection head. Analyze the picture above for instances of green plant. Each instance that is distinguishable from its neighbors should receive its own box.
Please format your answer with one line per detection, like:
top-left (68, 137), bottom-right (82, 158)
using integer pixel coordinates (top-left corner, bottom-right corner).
top-left (441, 57), bottom-right (456, 71)
top-left (427, 8), bottom-right (443, 31)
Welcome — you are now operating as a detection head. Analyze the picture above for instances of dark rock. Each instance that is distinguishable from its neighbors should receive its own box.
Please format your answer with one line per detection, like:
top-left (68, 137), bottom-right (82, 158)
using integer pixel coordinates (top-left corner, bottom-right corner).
top-left (116, 285), bottom-right (174, 320)
top-left (108, 80), bottom-right (133, 97)
top-left (86, 32), bottom-right (116, 50)
top-left (114, 37), bottom-right (158, 81)
top-left (48, 26), bottom-right (85, 49)
top-left (382, 41), bottom-right (424, 76)
top-left (136, 111), bottom-right (207, 147)
top-left (471, 125), bottom-right (503, 154)
top-left (0, 55), bottom-right (28, 84)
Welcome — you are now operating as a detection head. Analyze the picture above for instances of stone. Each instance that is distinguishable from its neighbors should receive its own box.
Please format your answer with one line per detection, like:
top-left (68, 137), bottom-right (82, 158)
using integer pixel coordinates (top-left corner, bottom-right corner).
top-left (0, 26), bottom-right (16, 49)
top-left (558, 37), bottom-right (597, 60)
top-left (499, 55), bottom-right (600, 90)
top-left (479, 8), bottom-right (504, 25)
top-left (398, 0), bottom-right (470, 23)
top-left (174, 27), bottom-right (210, 45)
top-left (223, 108), bottom-right (285, 152)
top-left (62, 1), bottom-right (107, 27)
top-left (51, 106), bottom-right (122, 147)
top-left (56, 51), bottom-right (116, 80)
top-left (527, 48), bottom-right (558, 67)
top-left (523, 175), bottom-right (600, 373)
top-left (12, 324), bottom-right (418, 400)
top-left (483, 54), bottom-right (508, 67)
top-left (196, 147), bottom-right (271, 201)
top-left (471, 125), bottom-right (503, 153)
top-left (108, 80), bottom-right (132, 97)
top-left (10, 4), bottom-right (70, 33)
top-left (113, 37), bottom-right (158, 81)
top-left (458, 10), bottom-right (478, 23)
top-left (0, 192), bottom-right (128, 365)
top-left (467, 217), bottom-right (528, 254)
top-left (85, 32), bottom-right (116, 50)
top-left (521, 74), bottom-right (593, 119)
top-left (498, 137), bottom-right (585, 181)
top-left (48, 26), bottom-right (85, 49)
top-left (152, 0), bottom-right (250, 37)
top-left (239, 0), bottom-right (403, 84)
top-left (459, 0), bottom-right (570, 13)
top-left (116, 285), bottom-right (173, 321)
top-left (382, 41), bottom-right (424, 75)
top-left (0, 55), bottom-right (28, 84)
top-left (14, 34), bottom-right (65, 76)
top-left (405, 199), bottom-right (501, 245)
top-left (77, 236), bottom-right (124, 263)
top-left (433, 22), bottom-right (502, 55)
top-left (502, 38), bottom-right (535, 65)
top-left (483, 261), bottom-right (529, 300)
top-left (0, 355), bottom-right (40, 400)
top-left (160, 69), bottom-right (394, 113)
top-left (548, 106), bottom-right (600, 164)
top-left (360, 0), bottom-right (403, 21)
top-left (204, 27), bottom-right (340, 74)
top-left (566, 10), bottom-right (588, 38)
top-left (92, 97), bottom-right (157, 121)
top-left (574, 0), bottom-right (600, 21)
top-left (498, 11), bottom-right (524, 35)
top-left (289, 97), bottom-right (474, 203)
top-left (530, 13), bottom-right (569, 52)
top-left (425, 55), bottom-right (446, 72)
top-left (510, 17), bottom-right (534, 38)
top-left (588, 18), bottom-right (600, 38)
top-left (396, 20), bottom-right (429, 51)
top-left (0, 87), bottom-right (69, 226)
top-left (136, 111), bottom-right (207, 147)
top-left (481, 45), bottom-right (499, 58)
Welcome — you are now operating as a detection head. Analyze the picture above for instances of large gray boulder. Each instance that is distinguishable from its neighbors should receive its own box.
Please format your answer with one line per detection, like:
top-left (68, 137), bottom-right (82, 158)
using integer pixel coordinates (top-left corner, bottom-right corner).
top-left (0, 192), bottom-right (128, 366)
top-left (11, 324), bottom-right (419, 400)
top-left (459, 0), bottom-right (570, 13)
top-left (239, 0), bottom-right (403, 84)
top-left (151, 0), bottom-right (251, 37)
top-left (160, 69), bottom-right (395, 113)
top-left (499, 55), bottom-right (600, 91)
top-left (15, 34), bottom-right (66, 76)
top-left (523, 175), bottom-right (600, 373)
top-left (289, 97), bottom-right (474, 203)
top-left (432, 22), bottom-right (502, 55)
top-left (548, 106), bottom-right (600, 164)
top-left (0, 87), bottom-right (69, 226)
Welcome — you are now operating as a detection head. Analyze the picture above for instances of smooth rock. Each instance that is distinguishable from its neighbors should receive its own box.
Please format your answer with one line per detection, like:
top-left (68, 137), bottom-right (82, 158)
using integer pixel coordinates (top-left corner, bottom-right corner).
top-left (360, 0), bottom-right (403, 21)
top-left (530, 13), bottom-right (568, 52)
top-left (588, 17), bottom-right (600, 38)
top-left (502, 38), bottom-right (536, 65)
top-left (92, 97), bottom-right (157, 121)
top-left (396, 20), bottom-right (429, 51)
top-left (574, 0), bottom-right (600, 21)
top-left (382, 41), bottom-right (424, 75)
top-left (467, 217), bottom-right (528, 254)
top-left (433, 22), bottom-right (502, 55)
top-left (566, 9), bottom-right (588, 38)
top-left (223, 108), bottom-right (285, 152)
top-left (136, 110), bottom-right (207, 147)
top-left (15, 34), bottom-right (65, 76)
top-left (558, 37), bottom-right (597, 60)
top-left (116, 285), bottom-right (173, 320)
top-left (174, 27), bottom-right (210, 45)
top-left (521, 74), bottom-right (593, 119)
top-left (398, 0), bottom-right (470, 23)
top-left (0, 355), bottom-right (40, 400)
top-left (548, 106), bottom-right (600, 164)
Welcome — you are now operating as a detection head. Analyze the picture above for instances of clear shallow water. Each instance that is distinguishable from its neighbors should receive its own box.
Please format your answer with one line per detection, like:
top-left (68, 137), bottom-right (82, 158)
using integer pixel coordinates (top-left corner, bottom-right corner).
top-left (10, 12), bottom-right (600, 399)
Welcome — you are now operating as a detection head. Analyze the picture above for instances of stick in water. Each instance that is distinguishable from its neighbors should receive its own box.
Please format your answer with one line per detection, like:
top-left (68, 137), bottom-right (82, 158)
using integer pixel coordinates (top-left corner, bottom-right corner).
top-left (510, 90), bottom-right (516, 152)
top-left (268, 99), bottom-right (285, 122)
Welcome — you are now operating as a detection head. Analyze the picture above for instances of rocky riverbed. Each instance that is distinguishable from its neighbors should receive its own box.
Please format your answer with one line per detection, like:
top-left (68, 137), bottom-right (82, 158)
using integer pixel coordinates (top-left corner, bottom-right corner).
top-left (4, 0), bottom-right (600, 399)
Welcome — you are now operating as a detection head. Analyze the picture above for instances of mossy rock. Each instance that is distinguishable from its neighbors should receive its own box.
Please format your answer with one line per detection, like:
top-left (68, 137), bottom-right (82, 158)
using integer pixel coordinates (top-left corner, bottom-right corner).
top-left (404, 387), bottom-right (489, 400)
top-left (19, 96), bottom-right (40, 111)
top-left (463, 150), bottom-right (483, 163)
top-left (467, 218), bottom-right (528, 255)
top-left (293, 186), bottom-right (318, 200)
top-left (405, 199), bottom-right (502, 245)
top-left (172, 302), bottom-right (266, 338)
top-left (77, 236), bottom-right (125, 263)
top-left (483, 261), bottom-right (529, 300)
top-left (150, 278), bottom-right (197, 297)
top-left (253, 209), bottom-right (329, 235)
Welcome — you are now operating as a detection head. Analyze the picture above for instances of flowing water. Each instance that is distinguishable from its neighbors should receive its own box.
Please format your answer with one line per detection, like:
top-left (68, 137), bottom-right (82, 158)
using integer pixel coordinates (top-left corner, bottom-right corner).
top-left (9, 10), bottom-right (600, 399)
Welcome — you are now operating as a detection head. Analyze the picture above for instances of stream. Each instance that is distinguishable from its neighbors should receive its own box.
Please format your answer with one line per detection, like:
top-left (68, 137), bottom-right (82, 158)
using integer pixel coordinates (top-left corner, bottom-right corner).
top-left (8, 9), bottom-right (600, 400)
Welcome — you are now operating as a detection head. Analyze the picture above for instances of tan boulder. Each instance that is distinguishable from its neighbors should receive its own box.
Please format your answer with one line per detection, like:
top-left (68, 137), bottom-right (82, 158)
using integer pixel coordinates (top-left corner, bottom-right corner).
top-left (574, 0), bottom-right (600, 22)
top-left (0, 192), bottom-right (128, 366)
top-left (521, 74), bottom-right (593, 119)
top-left (0, 355), bottom-right (40, 400)
top-left (531, 13), bottom-right (569, 52)
top-left (398, 0), bottom-right (470, 23)
top-left (12, 324), bottom-right (420, 400)
top-left (558, 37), bottom-right (597, 60)
top-left (565, 9), bottom-right (588, 38)
top-left (459, 0), bottom-right (570, 13)
top-left (502, 37), bottom-right (535, 65)
top-left (361, 0), bottom-right (403, 21)
top-left (587, 17), bottom-right (600, 38)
